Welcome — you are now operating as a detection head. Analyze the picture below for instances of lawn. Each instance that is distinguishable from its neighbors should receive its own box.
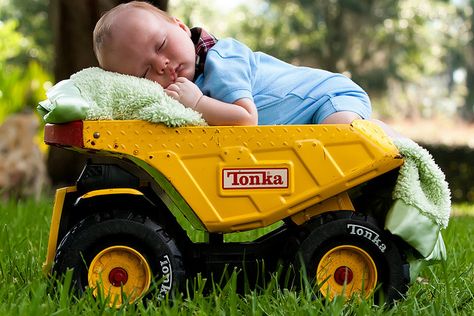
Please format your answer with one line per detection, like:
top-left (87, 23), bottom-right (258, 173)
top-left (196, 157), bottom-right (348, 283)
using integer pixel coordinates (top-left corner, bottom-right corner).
top-left (0, 198), bottom-right (473, 315)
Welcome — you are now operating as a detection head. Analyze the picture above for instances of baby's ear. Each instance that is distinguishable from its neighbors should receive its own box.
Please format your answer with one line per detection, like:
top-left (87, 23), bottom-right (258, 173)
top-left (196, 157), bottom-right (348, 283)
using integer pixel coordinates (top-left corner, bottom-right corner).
top-left (174, 17), bottom-right (191, 36)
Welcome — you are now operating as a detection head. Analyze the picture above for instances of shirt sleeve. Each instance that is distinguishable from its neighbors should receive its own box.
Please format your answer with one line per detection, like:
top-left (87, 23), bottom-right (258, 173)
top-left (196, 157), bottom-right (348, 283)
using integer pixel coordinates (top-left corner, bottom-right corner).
top-left (197, 39), bottom-right (255, 103)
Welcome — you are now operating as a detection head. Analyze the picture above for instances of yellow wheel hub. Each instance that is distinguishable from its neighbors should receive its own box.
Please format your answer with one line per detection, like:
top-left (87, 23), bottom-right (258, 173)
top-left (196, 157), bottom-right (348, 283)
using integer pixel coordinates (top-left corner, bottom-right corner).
top-left (88, 245), bottom-right (152, 307)
top-left (316, 245), bottom-right (377, 300)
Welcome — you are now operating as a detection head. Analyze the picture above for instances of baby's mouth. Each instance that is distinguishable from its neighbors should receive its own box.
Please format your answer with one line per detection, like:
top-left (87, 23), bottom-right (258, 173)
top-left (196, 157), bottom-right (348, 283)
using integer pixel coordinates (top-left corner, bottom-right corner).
top-left (168, 66), bottom-right (179, 83)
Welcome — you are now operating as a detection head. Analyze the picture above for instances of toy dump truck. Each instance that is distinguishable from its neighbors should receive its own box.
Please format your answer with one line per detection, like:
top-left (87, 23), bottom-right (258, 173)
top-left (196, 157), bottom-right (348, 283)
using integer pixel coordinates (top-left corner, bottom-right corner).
top-left (43, 119), bottom-right (411, 306)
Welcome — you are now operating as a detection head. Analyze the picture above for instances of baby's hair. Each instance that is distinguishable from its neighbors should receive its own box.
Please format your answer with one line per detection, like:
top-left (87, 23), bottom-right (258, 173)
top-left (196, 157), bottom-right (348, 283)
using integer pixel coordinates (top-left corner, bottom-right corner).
top-left (93, 1), bottom-right (173, 65)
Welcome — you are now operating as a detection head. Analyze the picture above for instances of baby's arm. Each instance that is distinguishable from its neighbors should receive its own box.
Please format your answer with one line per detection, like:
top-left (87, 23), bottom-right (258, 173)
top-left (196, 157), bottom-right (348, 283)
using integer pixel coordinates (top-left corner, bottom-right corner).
top-left (166, 77), bottom-right (258, 126)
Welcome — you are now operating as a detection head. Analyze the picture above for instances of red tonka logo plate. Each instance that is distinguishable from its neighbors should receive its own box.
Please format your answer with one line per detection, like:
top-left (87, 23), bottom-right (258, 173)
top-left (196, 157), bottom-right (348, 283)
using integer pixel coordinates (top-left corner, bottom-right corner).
top-left (222, 168), bottom-right (289, 189)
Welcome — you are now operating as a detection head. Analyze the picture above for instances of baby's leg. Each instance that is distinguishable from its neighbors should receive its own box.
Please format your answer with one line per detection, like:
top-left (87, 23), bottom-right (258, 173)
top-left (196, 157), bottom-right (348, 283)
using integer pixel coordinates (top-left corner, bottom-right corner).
top-left (321, 111), bottom-right (361, 124)
top-left (322, 111), bottom-right (404, 139)
top-left (369, 119), bottom-right (405, 139)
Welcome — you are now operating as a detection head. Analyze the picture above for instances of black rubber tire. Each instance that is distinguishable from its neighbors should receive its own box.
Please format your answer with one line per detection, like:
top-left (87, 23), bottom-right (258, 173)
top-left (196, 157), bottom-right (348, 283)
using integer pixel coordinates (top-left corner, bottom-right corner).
top-left (53, 210), bottom-right (185, 301)
top-left (297, 211), bottom-right (409, 304)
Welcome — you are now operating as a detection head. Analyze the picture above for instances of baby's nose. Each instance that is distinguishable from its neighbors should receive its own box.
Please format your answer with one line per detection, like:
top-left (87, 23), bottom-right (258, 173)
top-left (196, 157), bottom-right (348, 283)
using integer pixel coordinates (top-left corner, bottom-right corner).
top-left (155, 57), bottom-right (169, 74)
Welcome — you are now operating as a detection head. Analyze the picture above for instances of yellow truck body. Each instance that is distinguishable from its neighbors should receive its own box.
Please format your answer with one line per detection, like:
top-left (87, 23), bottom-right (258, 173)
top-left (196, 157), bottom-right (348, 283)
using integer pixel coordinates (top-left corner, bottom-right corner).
top-left (73, 119), bottom-right (402, 232)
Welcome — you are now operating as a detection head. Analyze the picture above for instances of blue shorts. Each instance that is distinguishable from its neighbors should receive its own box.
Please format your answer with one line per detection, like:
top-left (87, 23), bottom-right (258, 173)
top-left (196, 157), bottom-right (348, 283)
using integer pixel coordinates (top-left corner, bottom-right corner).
top-left (312, 94), bottom-right (372, 124)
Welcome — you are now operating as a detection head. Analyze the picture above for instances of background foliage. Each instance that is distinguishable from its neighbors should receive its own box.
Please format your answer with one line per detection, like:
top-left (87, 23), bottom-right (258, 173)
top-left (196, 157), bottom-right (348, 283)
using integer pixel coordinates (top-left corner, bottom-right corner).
top-left (423, 142), bottom-right (474, 202)
top-left (0, 0), bottom-right (51, 122)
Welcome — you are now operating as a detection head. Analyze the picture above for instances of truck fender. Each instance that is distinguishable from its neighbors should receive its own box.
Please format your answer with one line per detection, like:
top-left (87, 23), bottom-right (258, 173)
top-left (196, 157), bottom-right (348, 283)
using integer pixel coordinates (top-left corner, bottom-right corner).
top-left (74, 188), bottom-right (155, 208)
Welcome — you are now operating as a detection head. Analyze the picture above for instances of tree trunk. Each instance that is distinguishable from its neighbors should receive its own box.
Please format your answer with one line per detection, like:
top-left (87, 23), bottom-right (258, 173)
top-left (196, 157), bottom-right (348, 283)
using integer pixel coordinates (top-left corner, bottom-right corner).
top-left (461, 0), bottom-right (474, 122)
top-left (48, 0), bottom-right (169, 186)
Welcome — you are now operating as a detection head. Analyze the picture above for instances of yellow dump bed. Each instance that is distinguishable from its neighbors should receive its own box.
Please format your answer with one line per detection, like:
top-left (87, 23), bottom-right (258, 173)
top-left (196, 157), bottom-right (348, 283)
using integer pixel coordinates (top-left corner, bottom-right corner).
top-left (45, 120), bottom-right (403, 232)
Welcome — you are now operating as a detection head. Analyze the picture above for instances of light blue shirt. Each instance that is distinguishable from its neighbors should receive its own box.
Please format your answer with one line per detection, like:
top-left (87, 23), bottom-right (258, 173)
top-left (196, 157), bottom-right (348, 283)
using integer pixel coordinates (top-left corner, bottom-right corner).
top-left (195, 39), bottom-right (371, 125)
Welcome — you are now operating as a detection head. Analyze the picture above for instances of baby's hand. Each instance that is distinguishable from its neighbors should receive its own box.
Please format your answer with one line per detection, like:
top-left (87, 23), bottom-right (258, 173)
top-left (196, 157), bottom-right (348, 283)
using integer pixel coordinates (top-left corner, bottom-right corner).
top-left (165, 77), bottom-right (203, 109)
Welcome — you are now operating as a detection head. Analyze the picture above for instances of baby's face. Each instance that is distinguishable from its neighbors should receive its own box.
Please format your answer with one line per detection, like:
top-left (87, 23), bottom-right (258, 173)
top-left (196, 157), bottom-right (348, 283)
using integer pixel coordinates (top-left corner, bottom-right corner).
top-left (100, 8), bottom-right (196, 88)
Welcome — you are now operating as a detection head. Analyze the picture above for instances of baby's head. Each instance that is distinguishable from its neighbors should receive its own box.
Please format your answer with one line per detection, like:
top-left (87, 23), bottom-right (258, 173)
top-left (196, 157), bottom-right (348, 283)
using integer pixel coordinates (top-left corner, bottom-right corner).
top-left (93, 1), bottom-right (196, 88)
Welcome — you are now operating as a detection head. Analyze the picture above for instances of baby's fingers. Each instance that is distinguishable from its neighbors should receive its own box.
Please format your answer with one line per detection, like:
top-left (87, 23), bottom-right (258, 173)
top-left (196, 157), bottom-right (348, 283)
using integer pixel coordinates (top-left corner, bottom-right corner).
top-left (166, 83), bottom-right (180, 92)
top-left (175, 77), bottom-right (188, 83)
top-left (164, 89), bottom-right (179, 100)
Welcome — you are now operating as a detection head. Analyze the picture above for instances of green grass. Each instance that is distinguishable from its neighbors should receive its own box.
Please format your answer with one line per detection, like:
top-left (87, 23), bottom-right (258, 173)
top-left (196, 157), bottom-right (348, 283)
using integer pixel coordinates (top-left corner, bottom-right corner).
top-left (0, 198), bottom-right (473, 315)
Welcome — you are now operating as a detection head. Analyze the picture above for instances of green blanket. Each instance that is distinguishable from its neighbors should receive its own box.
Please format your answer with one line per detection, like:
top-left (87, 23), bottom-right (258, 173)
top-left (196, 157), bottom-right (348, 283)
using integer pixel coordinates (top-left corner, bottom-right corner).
top-left (38, 67), bottom-right (206, 127)
top-left (385, 137), bottom-right (451, 279)
top-left (392, 138), bottom-right (451, 229)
